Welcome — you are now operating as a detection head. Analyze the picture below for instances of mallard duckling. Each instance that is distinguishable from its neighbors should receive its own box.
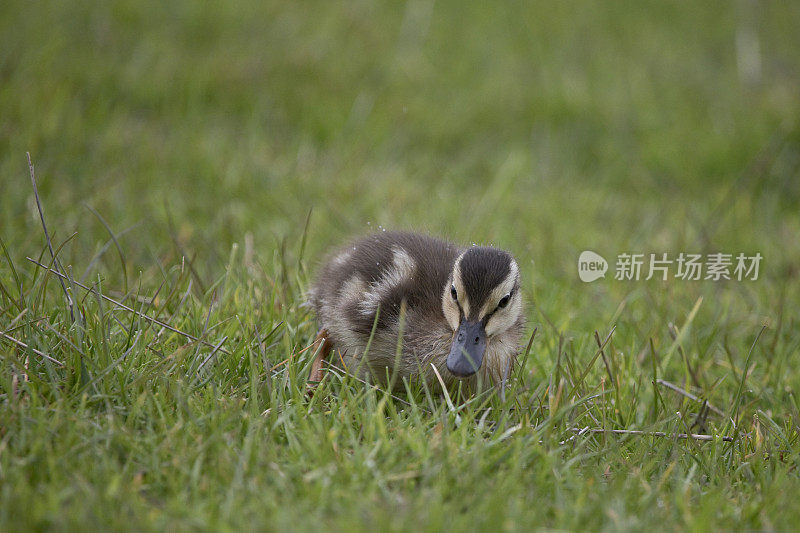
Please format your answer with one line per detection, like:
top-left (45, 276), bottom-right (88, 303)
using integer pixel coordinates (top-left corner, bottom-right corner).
top-left (308, 231), bottom-right (525, 391)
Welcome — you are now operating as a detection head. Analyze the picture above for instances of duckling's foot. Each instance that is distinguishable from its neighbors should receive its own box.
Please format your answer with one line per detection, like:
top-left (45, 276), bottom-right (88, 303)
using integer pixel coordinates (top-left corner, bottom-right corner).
top-left (307, 328), bottom-right (333, 392)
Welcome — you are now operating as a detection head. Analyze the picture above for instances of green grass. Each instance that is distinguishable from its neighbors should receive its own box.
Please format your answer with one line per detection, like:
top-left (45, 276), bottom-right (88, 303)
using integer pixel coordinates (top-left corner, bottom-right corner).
top-left (2, 0), bottom-right (800, 530)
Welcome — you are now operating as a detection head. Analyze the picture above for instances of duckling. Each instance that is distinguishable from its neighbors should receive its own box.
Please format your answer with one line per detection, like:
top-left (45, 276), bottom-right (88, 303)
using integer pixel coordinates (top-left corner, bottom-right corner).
top-left (307, 231), bottom-right (525, 391)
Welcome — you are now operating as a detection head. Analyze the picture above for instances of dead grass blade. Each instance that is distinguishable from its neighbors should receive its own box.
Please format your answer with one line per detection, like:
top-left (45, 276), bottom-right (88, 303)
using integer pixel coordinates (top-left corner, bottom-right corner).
top-left (27, 257), bottom-right (231, 356)
top-left (27, 152), bottom-right (75, 323)
top-left (0, 330), bottom-right (65, 366)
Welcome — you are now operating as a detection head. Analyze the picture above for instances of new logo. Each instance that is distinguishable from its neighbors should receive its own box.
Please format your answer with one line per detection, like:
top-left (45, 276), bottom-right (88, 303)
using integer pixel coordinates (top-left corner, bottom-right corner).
top-left (578, 251), bottom-right (608, 282)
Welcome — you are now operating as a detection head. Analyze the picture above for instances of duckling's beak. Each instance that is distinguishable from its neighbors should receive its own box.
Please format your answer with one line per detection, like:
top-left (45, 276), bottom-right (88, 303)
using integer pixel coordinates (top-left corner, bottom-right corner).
top-left (447, 319), bottom-right (486, 377)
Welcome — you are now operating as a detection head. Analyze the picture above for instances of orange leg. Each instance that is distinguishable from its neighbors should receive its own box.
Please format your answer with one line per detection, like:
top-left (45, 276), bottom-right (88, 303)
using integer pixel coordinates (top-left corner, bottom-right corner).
top-left (307, 328), bottom-right (333, 391)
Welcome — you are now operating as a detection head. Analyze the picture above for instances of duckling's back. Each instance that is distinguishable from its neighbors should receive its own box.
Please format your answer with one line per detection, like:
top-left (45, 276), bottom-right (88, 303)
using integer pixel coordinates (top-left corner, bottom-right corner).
top-left (309, 232), bottom-right (461, 384)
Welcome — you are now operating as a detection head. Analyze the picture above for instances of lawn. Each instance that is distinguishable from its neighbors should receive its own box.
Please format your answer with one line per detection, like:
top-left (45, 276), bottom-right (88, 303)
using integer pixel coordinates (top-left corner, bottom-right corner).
top-left (2, 0), bottom-right (800, 530)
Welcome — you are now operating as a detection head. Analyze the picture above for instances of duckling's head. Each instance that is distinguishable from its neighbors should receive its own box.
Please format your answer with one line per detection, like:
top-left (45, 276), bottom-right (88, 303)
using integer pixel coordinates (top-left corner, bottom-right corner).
top-left (442, 247), bottom-right (522, 378)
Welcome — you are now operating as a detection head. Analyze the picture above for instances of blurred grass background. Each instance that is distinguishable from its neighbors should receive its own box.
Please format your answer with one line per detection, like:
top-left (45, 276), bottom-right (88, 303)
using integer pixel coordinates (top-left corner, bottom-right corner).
top-left (3, 0), bottom-right (799, 345)
top-left (2, 0), bottom-right (800, 530)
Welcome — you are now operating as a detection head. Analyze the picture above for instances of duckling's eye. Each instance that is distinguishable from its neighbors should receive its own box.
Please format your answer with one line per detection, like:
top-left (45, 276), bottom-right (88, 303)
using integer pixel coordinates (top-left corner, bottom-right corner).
top-left (450, 285), bottom-right (458, 300)
top-left (498, 292), bottom-right (512, 309)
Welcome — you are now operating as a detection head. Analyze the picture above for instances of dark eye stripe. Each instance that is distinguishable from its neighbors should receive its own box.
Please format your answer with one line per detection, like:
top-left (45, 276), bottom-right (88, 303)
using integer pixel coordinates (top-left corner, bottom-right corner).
top-left (498, 289), bottom-right (514, 309)
top-left (482, 291), bottom-right (514, 325)
top-left (450, 283), bottom-right (465, 318)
